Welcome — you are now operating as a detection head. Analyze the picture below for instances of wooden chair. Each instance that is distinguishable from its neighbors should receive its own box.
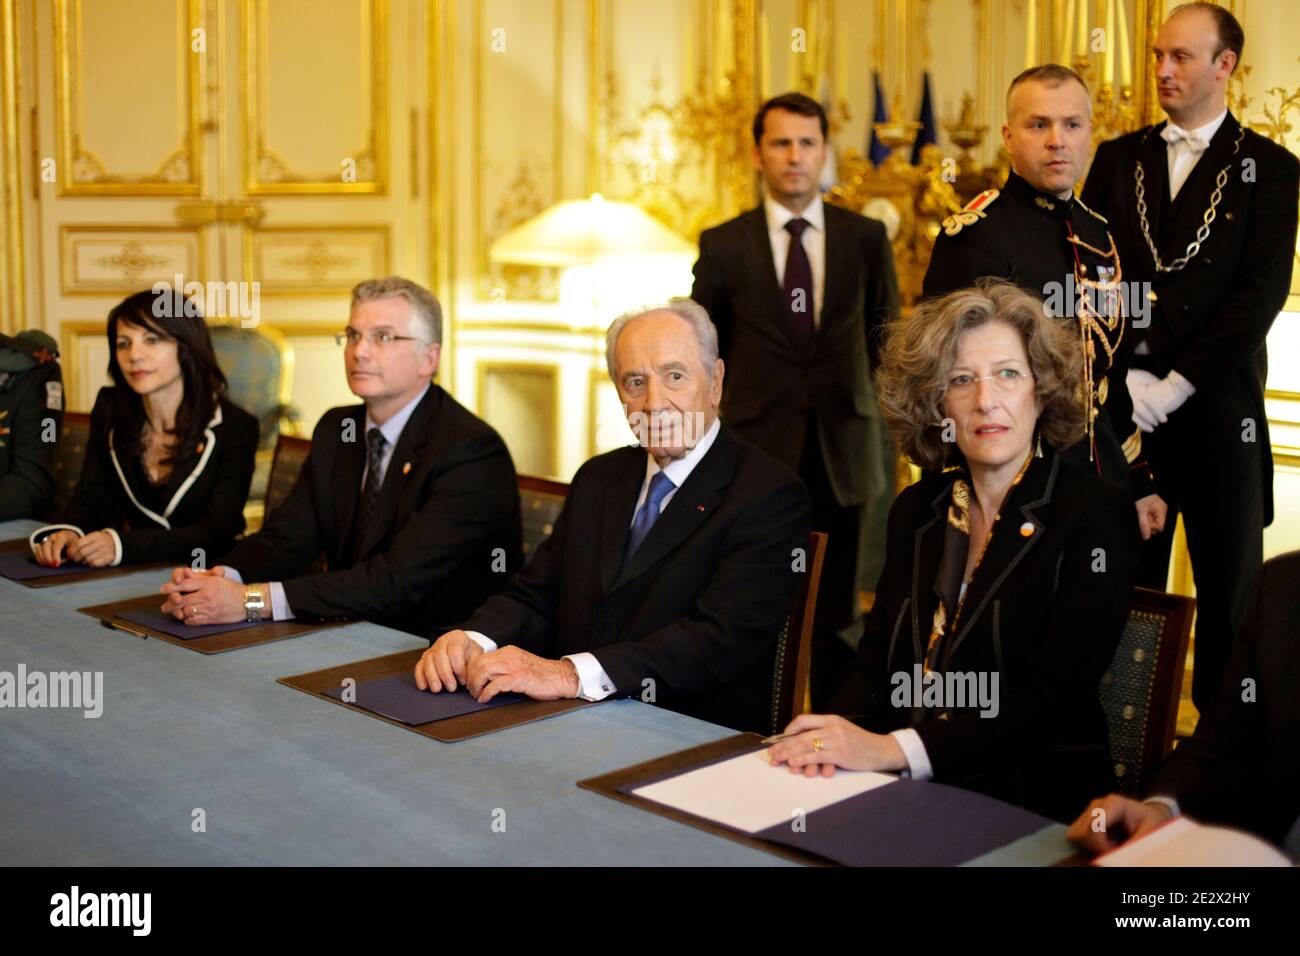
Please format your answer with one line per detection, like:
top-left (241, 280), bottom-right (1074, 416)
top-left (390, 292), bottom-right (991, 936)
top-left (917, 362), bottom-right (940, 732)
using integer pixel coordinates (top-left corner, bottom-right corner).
top-left (518, 474), bottom-right (568, 559)
top-left (769, 530), bottom-right (828, 735)
top-left (1098, 587), bottom-right (1196, 798)
top-left (48, 411), bottom-right (91, 518)
top-left (263, 434), bottom-right (313, 521)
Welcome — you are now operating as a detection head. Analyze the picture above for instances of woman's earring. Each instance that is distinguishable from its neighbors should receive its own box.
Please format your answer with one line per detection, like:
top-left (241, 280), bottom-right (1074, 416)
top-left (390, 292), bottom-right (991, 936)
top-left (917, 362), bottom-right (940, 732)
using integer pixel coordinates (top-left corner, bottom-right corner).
top-left (1035, 432), bottom-right (1044, 458)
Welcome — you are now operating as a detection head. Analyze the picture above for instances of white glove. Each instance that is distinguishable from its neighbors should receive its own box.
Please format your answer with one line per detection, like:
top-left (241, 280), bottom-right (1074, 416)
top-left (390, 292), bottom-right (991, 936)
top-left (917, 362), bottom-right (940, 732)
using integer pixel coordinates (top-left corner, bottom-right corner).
top-left (1127, 369), bottom-right (1163, 433)
top-left (1146, 370), bottom-right (1196, 419)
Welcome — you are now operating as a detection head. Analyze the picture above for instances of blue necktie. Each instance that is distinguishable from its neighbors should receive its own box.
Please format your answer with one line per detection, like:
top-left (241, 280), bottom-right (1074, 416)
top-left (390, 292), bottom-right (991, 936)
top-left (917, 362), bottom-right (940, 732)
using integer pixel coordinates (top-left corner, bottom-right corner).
top-left (623, 471), bottom-right (676, 566)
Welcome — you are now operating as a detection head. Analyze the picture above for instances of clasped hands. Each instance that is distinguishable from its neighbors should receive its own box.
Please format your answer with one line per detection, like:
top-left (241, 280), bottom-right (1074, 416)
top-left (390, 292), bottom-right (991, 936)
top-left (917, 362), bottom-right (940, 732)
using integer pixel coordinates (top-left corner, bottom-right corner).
top-left (32, 529), bottom-right (115, 568)
top-left (414, 629), bottom-right (580, 702)
top-left (158, 566), bottom-right (257, 624)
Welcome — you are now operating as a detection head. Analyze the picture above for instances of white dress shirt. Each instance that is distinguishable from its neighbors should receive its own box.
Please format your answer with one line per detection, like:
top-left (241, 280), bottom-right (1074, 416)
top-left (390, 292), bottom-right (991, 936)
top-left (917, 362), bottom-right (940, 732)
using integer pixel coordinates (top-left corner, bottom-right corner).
top-left (764, 193), bottom-right (827, 328)
top-left (466, 417), bottom-right (723, 701)
top-left (223, 384), bottom-right (431, 620)
top-left (1164, 108), bottom-right (1227, 201)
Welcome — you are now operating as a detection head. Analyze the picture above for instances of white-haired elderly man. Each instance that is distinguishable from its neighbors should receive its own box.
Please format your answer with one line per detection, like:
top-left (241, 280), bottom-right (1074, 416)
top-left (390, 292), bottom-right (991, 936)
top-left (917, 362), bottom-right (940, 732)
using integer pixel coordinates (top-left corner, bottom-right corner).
top-left (160, 276), bottom-right (523, 638)
top-left (414, 298), bottom-right (811, 733)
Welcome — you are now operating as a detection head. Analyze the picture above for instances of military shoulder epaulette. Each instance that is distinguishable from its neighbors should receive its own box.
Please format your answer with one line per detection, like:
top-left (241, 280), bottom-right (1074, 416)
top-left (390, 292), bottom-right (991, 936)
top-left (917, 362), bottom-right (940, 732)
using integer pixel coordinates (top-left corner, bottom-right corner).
top-left (1074, 194), bottom-right (1109, 225)
top-left (941, 189), bottom-right (1000, 237)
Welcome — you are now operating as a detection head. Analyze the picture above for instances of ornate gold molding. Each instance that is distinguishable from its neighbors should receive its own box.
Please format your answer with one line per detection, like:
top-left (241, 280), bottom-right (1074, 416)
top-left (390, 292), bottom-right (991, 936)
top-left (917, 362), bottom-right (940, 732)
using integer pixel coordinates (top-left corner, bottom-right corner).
top-left (0, 0), bottom-right (24, 332)
top-left (475, 360), bottom-right (561, 477)
top-left (58, 223), bottom-right (207, 296)
top-left (53, 0), bottom-right (202, 196)
top-left (242, 0), bottom-right (388, 195)
top-left (242, 223), bottom-right (392, 296)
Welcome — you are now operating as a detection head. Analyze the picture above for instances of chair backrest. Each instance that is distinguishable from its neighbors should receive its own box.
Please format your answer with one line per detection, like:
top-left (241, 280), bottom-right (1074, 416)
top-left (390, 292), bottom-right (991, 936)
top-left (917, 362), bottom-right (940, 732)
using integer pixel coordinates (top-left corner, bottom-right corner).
top-left (770, 531), bottom-right (828, 735)
top-left (263, 434), bottom-right (313, 521)
top-left (49, 411), bottom-right (91, 518)
top-left (1099, 586), bottom-right (1195, 798)
top-left (207, 321), bottom-right (294, 452)
top-left (518, 474), bottom-right (568, 559)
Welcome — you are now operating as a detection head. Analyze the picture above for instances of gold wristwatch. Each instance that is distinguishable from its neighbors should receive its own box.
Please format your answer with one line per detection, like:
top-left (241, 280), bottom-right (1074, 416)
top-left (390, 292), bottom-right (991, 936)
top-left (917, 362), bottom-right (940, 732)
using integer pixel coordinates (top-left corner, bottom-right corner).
top-left (243, 584), bottom-right (266, 623)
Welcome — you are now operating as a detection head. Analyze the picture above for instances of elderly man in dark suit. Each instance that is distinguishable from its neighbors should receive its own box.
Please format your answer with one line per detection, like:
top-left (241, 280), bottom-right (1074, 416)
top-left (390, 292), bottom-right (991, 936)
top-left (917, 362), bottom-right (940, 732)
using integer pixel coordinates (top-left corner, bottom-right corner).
top-left (160, 276), bottom-right (522, 638)
top-left (1081, 3), bottom-right (1300, 711)
top-left (1069, 550), bottom-right (1300, 861)
top-left (414, 299), bottom-right (811, 733)
top-left (691, 92), bottom-right (899, 709)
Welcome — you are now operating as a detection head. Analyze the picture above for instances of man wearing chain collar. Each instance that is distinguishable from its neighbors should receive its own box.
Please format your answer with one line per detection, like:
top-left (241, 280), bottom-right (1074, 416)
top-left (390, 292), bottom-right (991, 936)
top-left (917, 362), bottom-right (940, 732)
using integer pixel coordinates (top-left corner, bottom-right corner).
top-left (924, 64), bottom-right (1167, 542)
top-left (1082, 3), bottom-right (1299, 711)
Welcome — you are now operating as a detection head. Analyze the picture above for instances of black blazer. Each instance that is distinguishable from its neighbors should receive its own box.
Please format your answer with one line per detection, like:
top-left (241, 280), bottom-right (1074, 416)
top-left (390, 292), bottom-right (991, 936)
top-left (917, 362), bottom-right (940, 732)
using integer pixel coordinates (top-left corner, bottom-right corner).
top-left (222, 385), bottom-right (522, 638)
top-left (691, 203), bottom-right (899, 506)
top-left (37, 386), bottom-right (257, 564)
top-left (1149, 550), bottom-right (1300, 847)
top-left (454, 424), bottom-right (812, 733)
top-left (830, 446), bottom-right (1140, 822)
top-left (1083, 113), bottom-right (1300, 523)
top-left (0, 358), bottom-right (64, 520)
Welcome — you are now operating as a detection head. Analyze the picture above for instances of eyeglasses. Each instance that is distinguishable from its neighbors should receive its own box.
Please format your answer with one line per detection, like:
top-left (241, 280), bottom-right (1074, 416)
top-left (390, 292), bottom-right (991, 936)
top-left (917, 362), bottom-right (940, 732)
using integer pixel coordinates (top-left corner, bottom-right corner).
top-left (334, 328), bottom-right (424, 349)
top-left (945, 368), bottom-right (1035, 395)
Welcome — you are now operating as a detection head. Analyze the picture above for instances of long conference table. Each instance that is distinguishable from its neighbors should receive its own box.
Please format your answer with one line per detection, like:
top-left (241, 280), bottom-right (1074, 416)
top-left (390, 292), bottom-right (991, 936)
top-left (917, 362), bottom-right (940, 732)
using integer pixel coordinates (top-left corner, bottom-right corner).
top-left (0, 518), bottom-right (1073, 866)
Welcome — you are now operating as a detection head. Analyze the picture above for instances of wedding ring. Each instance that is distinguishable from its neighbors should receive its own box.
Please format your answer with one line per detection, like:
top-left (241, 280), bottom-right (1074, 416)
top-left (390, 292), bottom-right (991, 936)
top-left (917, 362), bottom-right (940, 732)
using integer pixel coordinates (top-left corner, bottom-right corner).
top-left (812, 738), bottom-right (824, 752)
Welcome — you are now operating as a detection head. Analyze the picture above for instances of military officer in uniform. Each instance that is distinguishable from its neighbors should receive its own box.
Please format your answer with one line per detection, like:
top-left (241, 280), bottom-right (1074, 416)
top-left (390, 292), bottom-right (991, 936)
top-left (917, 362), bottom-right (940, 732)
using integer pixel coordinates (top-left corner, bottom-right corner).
top-left (1082, 4), bottom-right (1300, 711)
top-left (0, 330), bottom-right (65, 521)
top-left (924, 64), bottom-right (1167, 540)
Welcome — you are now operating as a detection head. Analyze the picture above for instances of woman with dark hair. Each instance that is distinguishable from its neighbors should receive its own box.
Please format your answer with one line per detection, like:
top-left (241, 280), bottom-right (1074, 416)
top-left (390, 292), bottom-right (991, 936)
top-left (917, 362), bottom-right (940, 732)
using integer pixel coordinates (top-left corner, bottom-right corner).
top-left (30, 288), bottom-right (258, 567)
top-left (766, 280), bottom-right (1140, 823)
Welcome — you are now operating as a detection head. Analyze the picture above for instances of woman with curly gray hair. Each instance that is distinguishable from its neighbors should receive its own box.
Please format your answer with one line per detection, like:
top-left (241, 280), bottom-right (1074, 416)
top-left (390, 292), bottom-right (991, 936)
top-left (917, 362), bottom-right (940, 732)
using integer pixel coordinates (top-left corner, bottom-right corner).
top-left (767, 280), bottom-right (1141, 822)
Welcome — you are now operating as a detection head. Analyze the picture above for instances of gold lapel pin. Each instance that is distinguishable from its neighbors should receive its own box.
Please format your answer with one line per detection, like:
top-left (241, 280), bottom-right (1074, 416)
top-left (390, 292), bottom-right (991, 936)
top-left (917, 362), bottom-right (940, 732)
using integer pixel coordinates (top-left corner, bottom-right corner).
top-left (402, 461), bottom-right (412, 475)
top-left (1019, 521), bottom-right (1034, 537)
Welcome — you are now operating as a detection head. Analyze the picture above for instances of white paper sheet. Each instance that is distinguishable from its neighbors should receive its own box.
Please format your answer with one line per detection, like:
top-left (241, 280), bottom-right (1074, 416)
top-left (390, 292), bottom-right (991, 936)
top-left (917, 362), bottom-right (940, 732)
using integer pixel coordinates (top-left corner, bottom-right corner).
top-left (1097, 816), bottom-right (1292, 867)
top-left (631, 747), bottom-right (897, 834)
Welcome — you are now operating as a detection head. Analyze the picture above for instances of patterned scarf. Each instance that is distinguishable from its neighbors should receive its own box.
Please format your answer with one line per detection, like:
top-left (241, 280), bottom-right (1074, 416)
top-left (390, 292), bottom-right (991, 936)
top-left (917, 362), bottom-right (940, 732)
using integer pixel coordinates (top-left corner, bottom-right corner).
top-left (923, 447), bottom-right (1036, 676)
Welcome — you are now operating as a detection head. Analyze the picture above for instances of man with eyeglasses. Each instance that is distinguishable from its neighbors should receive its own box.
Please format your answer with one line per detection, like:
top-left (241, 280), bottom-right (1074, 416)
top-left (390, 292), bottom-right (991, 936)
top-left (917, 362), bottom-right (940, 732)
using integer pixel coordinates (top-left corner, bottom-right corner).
top-left (159, 276), bottom-right (522, 637)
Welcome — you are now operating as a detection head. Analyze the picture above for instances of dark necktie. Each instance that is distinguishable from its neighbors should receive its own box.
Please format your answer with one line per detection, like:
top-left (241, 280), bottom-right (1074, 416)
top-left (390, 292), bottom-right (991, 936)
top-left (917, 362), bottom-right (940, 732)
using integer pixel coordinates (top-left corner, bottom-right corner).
top-left (354, 427), bottom-right (387, 556)
top-left (623, 471), bottom-right (675, 568)
top-left (783, 217), bottom-right (815, 354)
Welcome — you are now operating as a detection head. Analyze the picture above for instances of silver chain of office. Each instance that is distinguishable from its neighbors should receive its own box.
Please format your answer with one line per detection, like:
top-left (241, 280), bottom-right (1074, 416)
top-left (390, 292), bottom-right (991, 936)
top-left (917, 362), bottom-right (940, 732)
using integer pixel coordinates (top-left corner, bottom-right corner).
top-left (1133, 125), bottom-right (1244, 273)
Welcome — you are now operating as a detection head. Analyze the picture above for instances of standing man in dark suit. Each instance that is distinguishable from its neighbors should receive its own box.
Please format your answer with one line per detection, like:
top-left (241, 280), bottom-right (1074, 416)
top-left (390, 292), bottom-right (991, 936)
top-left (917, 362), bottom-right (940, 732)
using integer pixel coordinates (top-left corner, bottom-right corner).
top-left (160, 276), bottom-right (522, 638)
top-left (0, 330), bottom-right (64, 520)
top-left (413, 301), bottom-right (811, 733)
top-left (691, 92), bottom-right (900, 709)
top-left (1082, 3), bottom-right (1300, 711)
top-left (1069, 550), bottom-right (1300, 860)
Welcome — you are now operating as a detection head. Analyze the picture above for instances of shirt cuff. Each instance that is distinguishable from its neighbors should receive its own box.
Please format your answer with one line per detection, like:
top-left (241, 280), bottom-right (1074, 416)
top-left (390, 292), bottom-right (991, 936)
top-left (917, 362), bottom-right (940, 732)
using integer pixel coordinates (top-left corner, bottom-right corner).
top-left (269, 582), bottom-right (293, 621)
top-left (218, 565), bottom-right (243, 584)
top-left (1144, 795), bottom-right (1181, 818)
top-left (465, 631), bottom-right (498, 653)
top-left (564, 652), bottom-right (617, 701)
top-left (890, 728), bottom-right (934, 781)
top-left (103, 528), bottom-right (123, 567)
